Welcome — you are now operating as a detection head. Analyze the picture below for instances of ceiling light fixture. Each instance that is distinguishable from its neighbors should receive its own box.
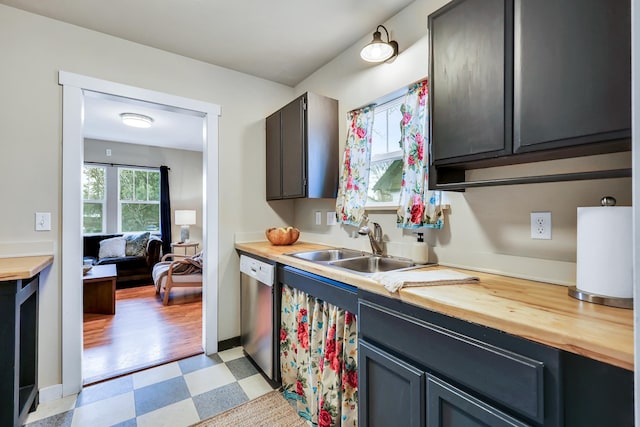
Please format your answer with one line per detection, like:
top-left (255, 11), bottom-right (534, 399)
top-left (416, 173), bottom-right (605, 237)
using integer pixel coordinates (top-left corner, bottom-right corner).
top-left (120, 112), bottom-right (154, 128)
top-left (360, 25), bottom-right (399, 63)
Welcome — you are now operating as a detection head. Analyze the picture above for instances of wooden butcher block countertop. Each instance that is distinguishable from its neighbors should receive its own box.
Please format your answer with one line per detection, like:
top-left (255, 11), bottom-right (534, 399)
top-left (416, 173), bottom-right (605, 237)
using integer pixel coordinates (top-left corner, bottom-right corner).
top-left (0, 256), bottom-right (53, 281)
top-left (236, 241), bottom-right (634, 371)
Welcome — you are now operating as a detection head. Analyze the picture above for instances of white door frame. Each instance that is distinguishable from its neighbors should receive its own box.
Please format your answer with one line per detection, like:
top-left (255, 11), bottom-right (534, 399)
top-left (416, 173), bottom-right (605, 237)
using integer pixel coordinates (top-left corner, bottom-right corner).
top-left (59, 71), bottom-right (220, 396)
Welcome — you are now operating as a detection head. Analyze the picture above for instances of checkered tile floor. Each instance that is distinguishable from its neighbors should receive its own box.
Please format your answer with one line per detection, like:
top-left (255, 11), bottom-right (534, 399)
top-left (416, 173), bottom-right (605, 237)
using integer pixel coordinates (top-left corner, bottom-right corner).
top-left (26, 347), bottom-right (277, 427)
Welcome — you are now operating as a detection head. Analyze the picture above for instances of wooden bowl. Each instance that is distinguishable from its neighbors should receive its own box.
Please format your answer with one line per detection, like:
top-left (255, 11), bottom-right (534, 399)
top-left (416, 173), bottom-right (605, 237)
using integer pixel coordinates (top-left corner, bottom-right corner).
top-left (265, 227), bottom-right (300, 246)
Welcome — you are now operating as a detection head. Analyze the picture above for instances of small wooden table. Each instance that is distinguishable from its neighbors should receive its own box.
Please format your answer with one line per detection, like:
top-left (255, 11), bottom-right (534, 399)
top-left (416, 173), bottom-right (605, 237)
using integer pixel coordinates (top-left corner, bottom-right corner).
top-left (83, 264), bottom-right (117, 315)
top-left (171, 242), bottom-right (199, 255)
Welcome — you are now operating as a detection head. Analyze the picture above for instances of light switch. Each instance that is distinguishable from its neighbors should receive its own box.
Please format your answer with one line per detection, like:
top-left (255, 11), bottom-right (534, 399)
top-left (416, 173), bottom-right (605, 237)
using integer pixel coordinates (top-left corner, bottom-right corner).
top-left (315, 211), bottom-right (322, 225)
top-left (35, 212), bottom-right (51, 231)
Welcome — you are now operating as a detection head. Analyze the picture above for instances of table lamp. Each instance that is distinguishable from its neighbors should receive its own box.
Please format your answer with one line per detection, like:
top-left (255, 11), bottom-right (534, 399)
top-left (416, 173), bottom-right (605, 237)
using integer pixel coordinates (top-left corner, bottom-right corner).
top-left (175, 210), bottom-right (196, 242)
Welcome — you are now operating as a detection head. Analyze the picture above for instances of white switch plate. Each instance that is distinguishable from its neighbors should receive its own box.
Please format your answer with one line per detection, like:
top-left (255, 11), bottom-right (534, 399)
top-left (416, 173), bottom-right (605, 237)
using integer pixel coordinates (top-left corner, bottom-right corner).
top-left (326, 211), bottom-right (337, 226)
top-left (106, 148), bottom-right (112, 156)
top-left (530, 212), bottom-right (551, 240)
top-left (35, 212), bottom-right (51, 231)
top-left (315, 211), bottom-right (322, 225)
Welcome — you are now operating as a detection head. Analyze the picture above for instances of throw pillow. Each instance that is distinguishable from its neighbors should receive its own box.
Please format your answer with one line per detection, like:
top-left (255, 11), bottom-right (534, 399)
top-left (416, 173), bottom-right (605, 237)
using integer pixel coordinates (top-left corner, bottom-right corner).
top-left (98, 237), bottom-right (126, 259)
top-left (124, 232), bottom-right (150, 256)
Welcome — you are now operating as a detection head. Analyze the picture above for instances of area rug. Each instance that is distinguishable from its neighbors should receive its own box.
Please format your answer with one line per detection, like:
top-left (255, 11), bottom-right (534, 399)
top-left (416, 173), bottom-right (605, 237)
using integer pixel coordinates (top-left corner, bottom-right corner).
top-left (192, 390), bottom-right (307, 427)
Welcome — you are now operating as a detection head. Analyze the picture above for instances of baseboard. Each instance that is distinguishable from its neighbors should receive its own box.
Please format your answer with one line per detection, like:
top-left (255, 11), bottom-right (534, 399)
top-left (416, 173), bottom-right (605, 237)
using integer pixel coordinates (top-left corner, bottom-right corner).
top-left (39, 383), bottom-right (64, 403)
top-left (218, 336), bottom-right (241, 352)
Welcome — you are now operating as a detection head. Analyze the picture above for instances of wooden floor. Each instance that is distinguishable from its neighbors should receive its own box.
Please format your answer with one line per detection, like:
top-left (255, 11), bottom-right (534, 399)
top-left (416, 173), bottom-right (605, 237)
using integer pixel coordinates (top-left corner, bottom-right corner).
top-left (83, 284), bottom-right (203, 385)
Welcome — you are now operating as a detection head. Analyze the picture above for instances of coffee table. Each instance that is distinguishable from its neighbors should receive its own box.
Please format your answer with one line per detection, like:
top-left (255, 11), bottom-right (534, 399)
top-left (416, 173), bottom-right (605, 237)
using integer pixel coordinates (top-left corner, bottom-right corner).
top-left (83, 264), bottom-right (117, 315)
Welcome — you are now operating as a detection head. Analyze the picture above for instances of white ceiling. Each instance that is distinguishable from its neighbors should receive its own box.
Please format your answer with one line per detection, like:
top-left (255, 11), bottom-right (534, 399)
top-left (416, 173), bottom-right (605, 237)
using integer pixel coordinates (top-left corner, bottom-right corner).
top-left (83, 91), bottom-right (205, 152)
top-left (2, 0), bottom-right (414, 150)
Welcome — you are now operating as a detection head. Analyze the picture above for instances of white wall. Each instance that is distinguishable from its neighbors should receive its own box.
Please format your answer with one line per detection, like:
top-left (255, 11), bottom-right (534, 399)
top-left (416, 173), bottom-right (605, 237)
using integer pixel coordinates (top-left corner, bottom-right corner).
top-left (0, 4), bottom-right (295, 389)
top-left (85, 139), bottom-right (204, 245)
top-left (293, 0), bottom-right (632, 285)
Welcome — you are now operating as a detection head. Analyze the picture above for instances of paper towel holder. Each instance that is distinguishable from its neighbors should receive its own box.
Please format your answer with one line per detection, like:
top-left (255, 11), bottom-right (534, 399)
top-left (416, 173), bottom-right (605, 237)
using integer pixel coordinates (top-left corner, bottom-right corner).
top-left (568, 195), bottom-right (633, 309)
top-left (568, 287), bottom-right (633, 309)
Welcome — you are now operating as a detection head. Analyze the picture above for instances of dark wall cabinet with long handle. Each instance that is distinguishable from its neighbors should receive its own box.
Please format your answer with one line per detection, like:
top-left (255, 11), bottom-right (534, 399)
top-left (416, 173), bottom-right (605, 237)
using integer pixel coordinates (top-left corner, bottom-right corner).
top-left (266, 92), bottom-right (338, 200)
top-left (428, 0), bottom-right (631, 189)
top-left (358, 290), bottom-right (634, 426)
top-left (0, 274), bottom-right (39, 427)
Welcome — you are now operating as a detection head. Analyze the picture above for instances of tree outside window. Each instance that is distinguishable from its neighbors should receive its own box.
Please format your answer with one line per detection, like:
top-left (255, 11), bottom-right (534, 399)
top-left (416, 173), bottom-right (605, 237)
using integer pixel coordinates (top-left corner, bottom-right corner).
top-left (118, 168), bottom-right (161, 232)
top-left (82, 165), bottom-right (106, 234)
top-left (367, 96), bottom-right (404, 207)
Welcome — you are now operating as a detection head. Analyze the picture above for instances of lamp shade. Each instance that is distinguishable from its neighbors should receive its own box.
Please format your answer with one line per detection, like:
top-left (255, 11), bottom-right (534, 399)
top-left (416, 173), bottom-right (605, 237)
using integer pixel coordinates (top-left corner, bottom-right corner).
top-left (175, 210), bottom-right (196, 225)
top-left (360, 25), bottom-right (398, 63)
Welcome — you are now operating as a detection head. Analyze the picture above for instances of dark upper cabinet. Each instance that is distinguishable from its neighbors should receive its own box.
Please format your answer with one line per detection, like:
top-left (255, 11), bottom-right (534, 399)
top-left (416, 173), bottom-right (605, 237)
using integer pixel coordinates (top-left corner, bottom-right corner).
top-left (430, 0), bottom-right (512, 164)
top-left (265, 92), bottom-right (338, 200)
top-left (428, 0), bottom-right (631, 189)
top-left (513, 0), bottom-right (631, 153)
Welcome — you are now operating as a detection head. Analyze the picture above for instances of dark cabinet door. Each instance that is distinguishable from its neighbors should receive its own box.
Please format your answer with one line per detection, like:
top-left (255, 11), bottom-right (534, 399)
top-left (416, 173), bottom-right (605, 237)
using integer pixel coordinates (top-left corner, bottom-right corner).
top-left (430, 0), bottom-right (512, 164)
top-left (513, 0), bottom-right (631, 153)
top-left (280, 95), bottom-right (306, 199)
top-left (265, 111), bottom-right (282, 200)
top-left (426, 375), bottom-right (530, 427)
top-left (359, 341), bottom-right (425, 427)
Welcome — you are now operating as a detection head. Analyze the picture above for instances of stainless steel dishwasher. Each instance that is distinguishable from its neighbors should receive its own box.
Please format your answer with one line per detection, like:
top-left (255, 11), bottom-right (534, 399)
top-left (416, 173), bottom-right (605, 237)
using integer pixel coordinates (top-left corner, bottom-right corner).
top-left (240, 254), bottom-right (276, 380)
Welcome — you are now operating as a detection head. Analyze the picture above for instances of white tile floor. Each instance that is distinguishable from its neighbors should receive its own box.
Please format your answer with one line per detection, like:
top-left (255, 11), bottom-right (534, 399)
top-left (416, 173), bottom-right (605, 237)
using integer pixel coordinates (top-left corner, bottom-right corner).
top-left (26, 347), bottom-right (276, 427)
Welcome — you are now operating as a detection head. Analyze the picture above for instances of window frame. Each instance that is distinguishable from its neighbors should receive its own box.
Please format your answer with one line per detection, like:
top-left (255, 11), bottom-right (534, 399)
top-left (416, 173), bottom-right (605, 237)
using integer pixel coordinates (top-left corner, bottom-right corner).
top-left (117, 166), bottom-right (162, 233)
top-left (82, 165), bottom-right (107, 234)
top-left (366, 94), bottom-right (405, 210)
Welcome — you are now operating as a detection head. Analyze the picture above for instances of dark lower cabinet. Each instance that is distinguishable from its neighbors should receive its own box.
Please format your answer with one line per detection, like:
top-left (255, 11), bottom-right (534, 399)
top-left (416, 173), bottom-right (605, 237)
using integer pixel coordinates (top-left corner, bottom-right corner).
top-left (359, 341), bottom-right (425, 427)
top-left (357, 290), bottom-right (633, 427)
top-left (426, 375), bottom-right (529, 427)
top-left (0, 274), bottom-right (39, 427)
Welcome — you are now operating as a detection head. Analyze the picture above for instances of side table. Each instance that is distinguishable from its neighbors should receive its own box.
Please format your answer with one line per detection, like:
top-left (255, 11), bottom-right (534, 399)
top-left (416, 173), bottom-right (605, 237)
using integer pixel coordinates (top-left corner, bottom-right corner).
top-left (170, 242), bottom-right (199, 255)
top-left (83, 264), bottom-right (117, 315)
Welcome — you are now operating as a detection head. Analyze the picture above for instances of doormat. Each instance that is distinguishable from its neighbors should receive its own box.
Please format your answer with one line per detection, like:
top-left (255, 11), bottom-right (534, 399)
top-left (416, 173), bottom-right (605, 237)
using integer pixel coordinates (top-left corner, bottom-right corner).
top-left (191, 390), bottom-right (306, 427)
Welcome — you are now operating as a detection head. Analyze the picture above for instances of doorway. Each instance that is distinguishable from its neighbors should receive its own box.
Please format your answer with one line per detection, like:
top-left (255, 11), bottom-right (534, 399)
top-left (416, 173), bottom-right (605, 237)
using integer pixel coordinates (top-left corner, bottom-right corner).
top-left (60, 71), bottom-right (220, 396)
top-left (81, 138), bottom-right (205, 384)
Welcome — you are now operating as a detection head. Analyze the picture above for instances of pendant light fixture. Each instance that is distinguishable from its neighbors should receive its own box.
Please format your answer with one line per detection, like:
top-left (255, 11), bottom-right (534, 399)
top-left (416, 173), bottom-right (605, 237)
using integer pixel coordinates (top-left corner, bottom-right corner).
top-left (120, 112), bottom-right (154, 128)
top-left (360, 25), bottom-right (399, 63)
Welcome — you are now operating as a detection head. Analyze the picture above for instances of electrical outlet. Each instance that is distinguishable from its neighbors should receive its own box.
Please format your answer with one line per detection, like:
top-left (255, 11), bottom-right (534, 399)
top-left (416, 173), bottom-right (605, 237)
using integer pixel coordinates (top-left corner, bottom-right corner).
top-left (326, 211), bottom-right (337, 226)
top-left (530, 212), bottom-right (551, 240)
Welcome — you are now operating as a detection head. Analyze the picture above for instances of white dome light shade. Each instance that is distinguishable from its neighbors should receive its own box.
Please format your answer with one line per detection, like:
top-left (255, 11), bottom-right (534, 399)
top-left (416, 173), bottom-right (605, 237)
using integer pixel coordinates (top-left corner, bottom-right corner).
top-left (360, 41), bottom-right (394, 62)
top-left (120, 112), bottom-right (154, 128)
top-left (360, 25), bottom-right (398, 63)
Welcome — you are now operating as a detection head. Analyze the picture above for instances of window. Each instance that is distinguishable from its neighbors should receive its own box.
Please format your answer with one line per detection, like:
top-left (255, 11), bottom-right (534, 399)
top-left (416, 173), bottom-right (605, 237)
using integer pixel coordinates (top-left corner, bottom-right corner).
top-left (118, 168), bottom-right (161, 232)
top-left (82, 165), bottom-right (106, 234)
top-left (367, 96), bottom-right (404, 207)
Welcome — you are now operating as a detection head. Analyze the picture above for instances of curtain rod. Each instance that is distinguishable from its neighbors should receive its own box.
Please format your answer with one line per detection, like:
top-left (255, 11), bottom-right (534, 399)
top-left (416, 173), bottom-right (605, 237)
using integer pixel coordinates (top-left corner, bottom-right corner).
top-left (85, 161), bottom-right (169, 170)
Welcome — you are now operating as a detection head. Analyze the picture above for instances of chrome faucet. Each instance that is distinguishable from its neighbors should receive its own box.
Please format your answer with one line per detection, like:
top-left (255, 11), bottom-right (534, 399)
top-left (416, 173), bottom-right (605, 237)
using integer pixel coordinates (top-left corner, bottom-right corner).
top-left (358, 221), bottom-right (384, 256)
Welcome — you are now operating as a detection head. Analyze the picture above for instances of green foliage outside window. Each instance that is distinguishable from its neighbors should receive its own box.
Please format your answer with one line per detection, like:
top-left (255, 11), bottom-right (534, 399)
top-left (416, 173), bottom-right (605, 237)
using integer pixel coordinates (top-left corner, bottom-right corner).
top-left (82, 166), bottom-right (106, 233)
top-left (119, 168), bottom-right (161, 232)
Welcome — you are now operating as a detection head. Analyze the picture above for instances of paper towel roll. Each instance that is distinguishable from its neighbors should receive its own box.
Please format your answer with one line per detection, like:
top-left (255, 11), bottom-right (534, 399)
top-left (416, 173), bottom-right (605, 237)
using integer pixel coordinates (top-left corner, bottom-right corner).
top-left (576, 206), bottom-right (632, 298)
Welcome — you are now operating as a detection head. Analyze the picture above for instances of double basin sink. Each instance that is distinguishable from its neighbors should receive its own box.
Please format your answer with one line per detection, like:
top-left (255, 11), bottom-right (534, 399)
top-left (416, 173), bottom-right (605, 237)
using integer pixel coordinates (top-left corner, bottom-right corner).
top-left (288, 248), bottom-right (417, 275)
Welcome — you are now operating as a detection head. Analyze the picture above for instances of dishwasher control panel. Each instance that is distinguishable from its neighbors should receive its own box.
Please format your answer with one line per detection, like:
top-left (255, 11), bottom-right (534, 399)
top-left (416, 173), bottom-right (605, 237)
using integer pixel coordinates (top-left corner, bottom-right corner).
top-left (239, 255), bottom-right (275, 286)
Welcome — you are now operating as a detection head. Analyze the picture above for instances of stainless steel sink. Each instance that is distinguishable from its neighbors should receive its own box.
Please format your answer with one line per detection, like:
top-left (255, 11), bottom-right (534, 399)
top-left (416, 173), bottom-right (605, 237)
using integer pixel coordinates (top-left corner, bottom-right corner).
top-left (329, 256), bottom-right (415, 274)
top-left (289, 249), bottom-right (365, 262)
top-left (287, 249), bottom-right (418, 275)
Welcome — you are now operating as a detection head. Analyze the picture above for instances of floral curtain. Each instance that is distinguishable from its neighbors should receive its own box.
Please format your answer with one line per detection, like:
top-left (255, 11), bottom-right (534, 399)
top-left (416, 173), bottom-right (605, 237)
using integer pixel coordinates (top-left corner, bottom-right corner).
top-left (280, 284), bottom-right (358, 427)
top-left (396, 80), bottom-right (444, 229)
top-left (335, 106), bottom-right (375, 226)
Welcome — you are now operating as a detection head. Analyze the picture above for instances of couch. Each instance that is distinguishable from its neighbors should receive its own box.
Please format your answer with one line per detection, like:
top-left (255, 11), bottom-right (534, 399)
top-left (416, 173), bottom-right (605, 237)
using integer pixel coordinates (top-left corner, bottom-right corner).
top-left (83, 233), bottom-right (163, 288)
